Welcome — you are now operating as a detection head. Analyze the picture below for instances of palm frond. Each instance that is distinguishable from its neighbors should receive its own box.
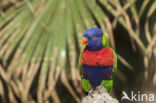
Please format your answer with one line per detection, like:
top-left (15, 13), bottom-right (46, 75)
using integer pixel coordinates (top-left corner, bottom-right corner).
top-left (0, 0), bottom-right (155, 102)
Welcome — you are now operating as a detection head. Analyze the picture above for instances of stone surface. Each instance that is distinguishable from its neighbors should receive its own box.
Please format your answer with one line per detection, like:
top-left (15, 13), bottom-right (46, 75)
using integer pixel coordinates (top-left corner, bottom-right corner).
top-left (82, 86), bottom-right (119, 103)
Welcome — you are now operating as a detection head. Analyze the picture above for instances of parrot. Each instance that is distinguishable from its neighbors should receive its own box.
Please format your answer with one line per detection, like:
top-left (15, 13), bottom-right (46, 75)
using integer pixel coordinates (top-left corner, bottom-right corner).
top-left (78, 27), bottom-right (117, 94)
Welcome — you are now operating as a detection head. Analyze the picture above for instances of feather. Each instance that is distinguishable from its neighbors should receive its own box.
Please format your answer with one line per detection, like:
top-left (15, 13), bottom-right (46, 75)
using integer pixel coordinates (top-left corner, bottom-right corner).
top-left (81, 47), bottom-right (114, 66)
top-left (82, 65), bottom-right (113, 89)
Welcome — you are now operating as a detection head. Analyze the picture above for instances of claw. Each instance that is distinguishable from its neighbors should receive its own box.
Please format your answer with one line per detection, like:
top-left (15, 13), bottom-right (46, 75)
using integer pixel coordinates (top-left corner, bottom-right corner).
top-left (88, 90), bottom-right (94, 98)
top-left (96, 85), bottom-right (103, 94)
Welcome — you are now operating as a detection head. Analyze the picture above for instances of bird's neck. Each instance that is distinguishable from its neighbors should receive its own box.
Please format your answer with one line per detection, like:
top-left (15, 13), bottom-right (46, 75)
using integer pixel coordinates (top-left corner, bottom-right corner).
top-left (86, 44), bottom-right (103, 51)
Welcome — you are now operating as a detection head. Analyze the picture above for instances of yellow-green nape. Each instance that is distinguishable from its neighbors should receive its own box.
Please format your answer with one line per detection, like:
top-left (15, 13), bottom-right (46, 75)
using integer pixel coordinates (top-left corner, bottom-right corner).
top-left (102, 32), bottom-right (109, 47)
top-left (100, 80), bottom-right (113, 92)
top-left (82, 78), bottom-right (91, 92)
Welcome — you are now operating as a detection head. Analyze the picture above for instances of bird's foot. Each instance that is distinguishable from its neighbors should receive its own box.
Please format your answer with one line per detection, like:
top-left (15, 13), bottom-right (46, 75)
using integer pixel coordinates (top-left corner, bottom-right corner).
top-left (88, 90), bottom-right (94, 98)
top-left (96, 85), bottom-right (106, 94)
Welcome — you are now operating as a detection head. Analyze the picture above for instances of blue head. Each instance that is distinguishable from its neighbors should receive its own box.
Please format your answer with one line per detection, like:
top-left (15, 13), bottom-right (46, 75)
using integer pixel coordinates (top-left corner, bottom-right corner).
top-left (82, 27), bottom-right (103, 51)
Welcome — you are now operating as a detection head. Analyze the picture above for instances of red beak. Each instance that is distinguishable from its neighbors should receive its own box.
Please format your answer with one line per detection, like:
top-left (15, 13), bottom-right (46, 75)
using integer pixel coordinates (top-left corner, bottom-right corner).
top-left (81, 37), bottom-right (88, 45)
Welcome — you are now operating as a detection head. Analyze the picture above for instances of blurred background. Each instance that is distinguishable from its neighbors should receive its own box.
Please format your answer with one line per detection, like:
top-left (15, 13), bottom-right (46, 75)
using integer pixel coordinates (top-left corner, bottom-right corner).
top-left (0, 0), bottom-right (155, 103)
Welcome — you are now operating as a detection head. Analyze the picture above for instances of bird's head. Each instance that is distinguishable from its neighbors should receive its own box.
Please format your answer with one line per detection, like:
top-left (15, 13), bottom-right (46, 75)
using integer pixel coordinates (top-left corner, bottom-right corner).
top-left (81, 27), bottom-right (109, 51)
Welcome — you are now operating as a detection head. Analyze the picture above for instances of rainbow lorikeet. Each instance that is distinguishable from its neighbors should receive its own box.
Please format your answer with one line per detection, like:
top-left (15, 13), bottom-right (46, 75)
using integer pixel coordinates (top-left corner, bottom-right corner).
top-left (78, 27), bottom-right (117, 93)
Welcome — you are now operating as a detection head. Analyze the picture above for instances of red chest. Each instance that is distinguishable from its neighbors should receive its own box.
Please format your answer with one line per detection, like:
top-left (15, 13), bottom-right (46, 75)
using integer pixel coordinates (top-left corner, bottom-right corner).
top-left (81, 47), bottom-right (114, 66)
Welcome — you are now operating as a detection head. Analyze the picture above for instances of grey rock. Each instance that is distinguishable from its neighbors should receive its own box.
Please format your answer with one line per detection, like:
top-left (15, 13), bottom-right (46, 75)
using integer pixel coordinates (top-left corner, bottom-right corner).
top-left (82, 86), bottom-right (119, 103)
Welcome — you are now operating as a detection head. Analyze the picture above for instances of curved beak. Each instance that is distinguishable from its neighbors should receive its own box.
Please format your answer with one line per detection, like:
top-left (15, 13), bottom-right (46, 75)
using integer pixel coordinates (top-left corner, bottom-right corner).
top-left (81, 37), bottom-right (88, 45)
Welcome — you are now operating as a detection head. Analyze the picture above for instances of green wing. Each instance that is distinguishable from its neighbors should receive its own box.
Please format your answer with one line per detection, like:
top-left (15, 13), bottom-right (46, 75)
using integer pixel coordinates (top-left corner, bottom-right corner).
top-left (78, 48), bottom-right (91, 92)
top-left (112, 49), bottom-right (117, 74)
top-left (102, 32), bottom-right (109, 47)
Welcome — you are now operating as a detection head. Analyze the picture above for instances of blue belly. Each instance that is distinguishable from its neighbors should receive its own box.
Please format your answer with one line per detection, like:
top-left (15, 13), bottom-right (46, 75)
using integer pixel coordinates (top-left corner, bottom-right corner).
top-left (82, 64), bottom-right (113, 89)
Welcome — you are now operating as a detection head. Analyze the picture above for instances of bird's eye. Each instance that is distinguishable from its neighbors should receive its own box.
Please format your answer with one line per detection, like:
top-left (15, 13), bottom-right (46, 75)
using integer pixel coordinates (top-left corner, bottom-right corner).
top-left (92, 36), bottom-right (97, 39)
